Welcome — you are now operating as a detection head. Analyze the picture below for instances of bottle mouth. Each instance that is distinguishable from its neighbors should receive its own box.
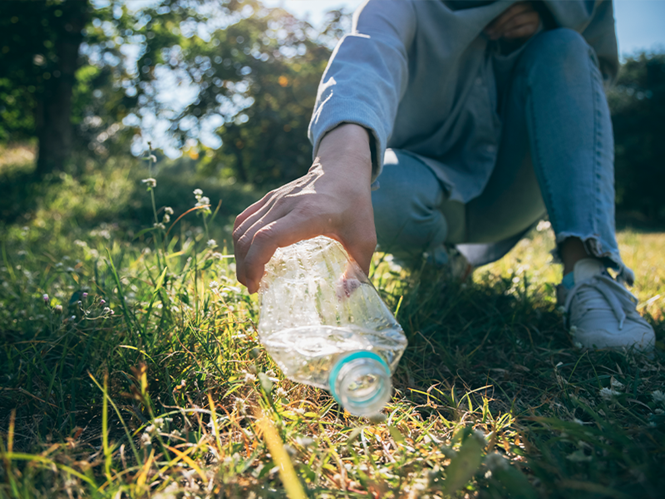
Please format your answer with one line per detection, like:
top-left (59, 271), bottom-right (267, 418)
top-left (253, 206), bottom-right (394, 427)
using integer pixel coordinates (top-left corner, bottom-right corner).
top-left (329, 351), bottom-right (392, 417)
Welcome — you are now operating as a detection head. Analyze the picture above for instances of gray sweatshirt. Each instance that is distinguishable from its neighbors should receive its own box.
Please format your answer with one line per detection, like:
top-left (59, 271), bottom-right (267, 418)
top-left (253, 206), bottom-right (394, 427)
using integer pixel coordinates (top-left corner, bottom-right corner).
top-left (307, 0), bottom-right (618, 203)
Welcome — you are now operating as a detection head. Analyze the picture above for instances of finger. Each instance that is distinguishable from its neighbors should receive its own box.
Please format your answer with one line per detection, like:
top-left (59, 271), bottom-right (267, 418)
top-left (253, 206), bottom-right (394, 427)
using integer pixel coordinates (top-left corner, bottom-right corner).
top-left (234, 202), bottom-right (292, 287)
top-left (502, 22), bottom-right (539, 39)
top-left (243, 214), bottom-right (319, 294)
top-left (233, 194), bottom-right (280, 245)
top-left (233, 191), bottom-right (274, 232)
top-left (494, 12), bottom-right (539, 37)
top-left (338, 229), bottom-right (377, 277)
top-left (485, 2), bottom-right (532, 36)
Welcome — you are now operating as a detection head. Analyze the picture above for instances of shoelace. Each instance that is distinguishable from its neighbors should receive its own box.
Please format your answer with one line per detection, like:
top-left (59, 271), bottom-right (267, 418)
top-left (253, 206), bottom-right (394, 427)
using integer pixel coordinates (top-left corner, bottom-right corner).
top-left (564, 275), bottom-right (639, 330)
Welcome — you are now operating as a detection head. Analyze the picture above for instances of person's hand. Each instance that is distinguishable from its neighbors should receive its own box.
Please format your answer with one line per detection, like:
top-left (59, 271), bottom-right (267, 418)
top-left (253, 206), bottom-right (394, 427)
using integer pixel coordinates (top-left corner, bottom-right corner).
top-left (485, 2), bottom-right (541, 41)
top-left (233, 124), bottom-right (377, 294)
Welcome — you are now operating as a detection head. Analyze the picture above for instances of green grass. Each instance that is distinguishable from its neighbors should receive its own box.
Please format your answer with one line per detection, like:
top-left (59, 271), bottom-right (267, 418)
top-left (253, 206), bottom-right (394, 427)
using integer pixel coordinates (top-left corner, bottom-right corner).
top-left (0, 153), bottom-right (663, 498)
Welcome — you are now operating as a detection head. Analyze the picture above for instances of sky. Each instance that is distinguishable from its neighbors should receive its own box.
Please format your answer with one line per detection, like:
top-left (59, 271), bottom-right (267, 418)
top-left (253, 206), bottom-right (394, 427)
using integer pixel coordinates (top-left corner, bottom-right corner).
top-left (262, 0), bottom-right (665, 58)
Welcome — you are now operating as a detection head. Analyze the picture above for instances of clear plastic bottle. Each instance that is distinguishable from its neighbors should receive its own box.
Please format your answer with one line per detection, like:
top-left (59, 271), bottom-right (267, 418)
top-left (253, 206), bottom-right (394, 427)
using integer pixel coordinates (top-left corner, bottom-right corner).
top-left (258, 236), bottom-right (407, 416)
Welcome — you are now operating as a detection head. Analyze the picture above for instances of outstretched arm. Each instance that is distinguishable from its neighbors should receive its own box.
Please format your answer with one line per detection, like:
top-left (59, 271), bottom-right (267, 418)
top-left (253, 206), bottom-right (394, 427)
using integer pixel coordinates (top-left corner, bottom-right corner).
top-left (233, 0), bottom-right (417, 293)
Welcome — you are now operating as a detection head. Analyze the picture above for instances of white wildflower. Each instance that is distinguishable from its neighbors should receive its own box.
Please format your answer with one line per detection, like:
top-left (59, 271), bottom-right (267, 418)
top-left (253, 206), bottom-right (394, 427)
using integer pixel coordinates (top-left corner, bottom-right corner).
top-left (140, 432), bottom-right (151, 448)
top-left (599, 387), bottom-right (621, 400)
top-left (142, 178), bottom-right (156, 189)
top-left (275, 387), bottom-right (288, 398)
top-left (244, 372), bottom-right (256, 383)
top-left (652, 390), bottom-right (665, 405)
top-left (574, 342), bottom-right (583, 349)
top-left (295, 436), bottom-right (315, 448)
top-left (209, 281), bottom-right (219, 289)
top-left (610, 378), bottom-right (624, 390)
top-left (212, 252), bottom-right (224, 259)
top-left (234, 398), bottom-right (247, 414)
top-left (536, 220), bottom-right (551, 232)
top-left (193, 188), bottom-right (203, 198)
top-left (196, 196), bottom-right (210, 208)
top-left (162, 214), bottom-right (170, 223)
top-left (207, 239), bottom-right (217, 248)
top-left (164, 207), bottom-right (174, 215)
top-left (153, 222), bottom-right (165, 230)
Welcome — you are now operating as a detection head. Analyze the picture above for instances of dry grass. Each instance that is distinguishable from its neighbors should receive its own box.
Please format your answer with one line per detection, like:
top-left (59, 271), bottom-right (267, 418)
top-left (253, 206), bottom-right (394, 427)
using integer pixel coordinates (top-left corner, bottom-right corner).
top-left (0, 158), bottom-right (663, 498)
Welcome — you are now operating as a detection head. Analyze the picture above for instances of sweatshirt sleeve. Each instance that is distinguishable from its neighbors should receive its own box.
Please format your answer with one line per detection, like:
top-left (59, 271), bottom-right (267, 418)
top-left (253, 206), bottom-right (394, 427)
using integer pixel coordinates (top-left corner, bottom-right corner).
top-left (307, 0), bottom-right (417, 182)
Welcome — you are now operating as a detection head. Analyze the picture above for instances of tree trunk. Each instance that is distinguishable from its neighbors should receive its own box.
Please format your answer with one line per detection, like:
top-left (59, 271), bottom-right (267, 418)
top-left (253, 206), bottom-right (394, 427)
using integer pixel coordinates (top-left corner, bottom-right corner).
top-left (35, 0), bottom-right (87, 177)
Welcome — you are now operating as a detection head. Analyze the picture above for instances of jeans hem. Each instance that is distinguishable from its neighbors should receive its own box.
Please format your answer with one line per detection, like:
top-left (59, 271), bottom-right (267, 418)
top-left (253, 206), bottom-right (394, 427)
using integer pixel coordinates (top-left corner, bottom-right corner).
top-left (552, 232), bottom-right (635, 286)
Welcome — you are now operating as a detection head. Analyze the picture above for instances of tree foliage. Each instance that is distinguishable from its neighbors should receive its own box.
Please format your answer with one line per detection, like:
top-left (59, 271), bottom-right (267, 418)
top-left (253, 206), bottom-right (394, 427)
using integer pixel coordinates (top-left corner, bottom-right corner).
top-left (608, 52), bottom-right (665, 224)
top-left (0, 0), bottom-right (342, 186)
top-left (2, 1), bottom-right (663, 223)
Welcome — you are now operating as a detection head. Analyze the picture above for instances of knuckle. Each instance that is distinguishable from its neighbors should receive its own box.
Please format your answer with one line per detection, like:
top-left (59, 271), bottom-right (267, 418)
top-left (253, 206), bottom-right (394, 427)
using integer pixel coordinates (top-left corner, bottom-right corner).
top-left (253, 226), bottom-right (275, 244)
top-left (234, 232), bottom-right (253, 254)
top-left (232, 225), bottom-right (244, 242)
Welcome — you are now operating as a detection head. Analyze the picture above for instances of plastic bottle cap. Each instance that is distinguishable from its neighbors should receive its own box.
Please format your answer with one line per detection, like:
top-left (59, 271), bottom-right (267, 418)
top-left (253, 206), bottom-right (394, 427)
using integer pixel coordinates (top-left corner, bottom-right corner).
top-left (329, 351), bottom-right (391, 416)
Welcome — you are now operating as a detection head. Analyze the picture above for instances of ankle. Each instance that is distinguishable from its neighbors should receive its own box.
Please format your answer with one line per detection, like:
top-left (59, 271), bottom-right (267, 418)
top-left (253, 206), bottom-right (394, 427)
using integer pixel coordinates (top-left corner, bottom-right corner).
top-left (560, 237), bottom-right (596, 275)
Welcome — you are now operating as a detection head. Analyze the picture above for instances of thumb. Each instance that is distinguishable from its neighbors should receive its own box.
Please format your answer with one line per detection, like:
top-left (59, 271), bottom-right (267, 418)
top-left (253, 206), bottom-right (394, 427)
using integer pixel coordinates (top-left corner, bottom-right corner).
top-left (339, 229), bottom-right (377, 277)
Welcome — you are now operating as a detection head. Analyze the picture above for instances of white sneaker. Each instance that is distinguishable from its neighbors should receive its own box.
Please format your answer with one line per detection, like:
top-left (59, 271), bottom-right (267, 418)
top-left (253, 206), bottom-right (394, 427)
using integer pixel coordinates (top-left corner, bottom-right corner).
top-left (560, 259), bottom-right (655, 351)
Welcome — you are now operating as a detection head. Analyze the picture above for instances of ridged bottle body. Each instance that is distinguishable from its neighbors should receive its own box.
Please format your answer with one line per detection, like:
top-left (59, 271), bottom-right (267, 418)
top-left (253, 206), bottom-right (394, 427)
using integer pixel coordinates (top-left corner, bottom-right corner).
top-left (258, 236), bottom-right (407, 415)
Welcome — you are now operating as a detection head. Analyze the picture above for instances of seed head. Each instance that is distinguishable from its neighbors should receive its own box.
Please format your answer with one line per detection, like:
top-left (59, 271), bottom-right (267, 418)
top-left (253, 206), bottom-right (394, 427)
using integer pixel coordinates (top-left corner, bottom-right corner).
top-left (141, 178), bottom-right (157, 189)
top-left (599, 387), bottom-right (620, 400)
top-left (652, 390), bottom-right (665, 405)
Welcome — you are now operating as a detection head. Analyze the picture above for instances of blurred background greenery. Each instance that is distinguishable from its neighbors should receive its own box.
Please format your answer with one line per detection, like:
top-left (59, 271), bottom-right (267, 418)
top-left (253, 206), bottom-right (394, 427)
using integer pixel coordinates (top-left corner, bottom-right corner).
top-left (0, 0), bottom-right (663, 233)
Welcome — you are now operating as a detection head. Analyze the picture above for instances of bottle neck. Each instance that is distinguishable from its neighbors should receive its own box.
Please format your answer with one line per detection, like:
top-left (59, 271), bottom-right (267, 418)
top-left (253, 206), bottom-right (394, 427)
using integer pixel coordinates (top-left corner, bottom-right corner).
top-left (329, 351), bottom-right (392, 416)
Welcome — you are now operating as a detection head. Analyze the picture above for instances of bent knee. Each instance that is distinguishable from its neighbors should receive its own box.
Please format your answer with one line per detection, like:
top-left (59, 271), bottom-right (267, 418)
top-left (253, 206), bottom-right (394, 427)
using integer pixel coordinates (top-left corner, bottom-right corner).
top-left (372, 150), bottom-right (448, 254)
top-left (521, 28), bottom-right (593, 75)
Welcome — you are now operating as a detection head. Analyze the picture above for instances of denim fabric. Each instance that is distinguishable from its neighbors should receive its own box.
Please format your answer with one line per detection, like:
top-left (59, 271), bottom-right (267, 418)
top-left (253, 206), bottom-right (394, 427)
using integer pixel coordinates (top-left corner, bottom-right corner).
top-left (372, 29), bottom-right (632, 284)
top-left (308, 0), bottom-right (618, 203)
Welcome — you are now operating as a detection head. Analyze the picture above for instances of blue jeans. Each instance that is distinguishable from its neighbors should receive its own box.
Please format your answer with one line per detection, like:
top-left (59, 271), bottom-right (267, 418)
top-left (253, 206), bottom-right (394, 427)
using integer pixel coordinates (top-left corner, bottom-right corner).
top-left (372, 29), bottom-right (633, 283)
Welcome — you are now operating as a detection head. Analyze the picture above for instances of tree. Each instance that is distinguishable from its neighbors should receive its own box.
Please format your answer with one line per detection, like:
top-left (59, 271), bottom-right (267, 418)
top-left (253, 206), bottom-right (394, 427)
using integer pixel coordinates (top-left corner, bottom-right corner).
top-left (608, 52), bottom-right (665, 224)
top-left (1, 0), bottom-right (342, 186)
top-left (0, 0), bottom-right (89, 175)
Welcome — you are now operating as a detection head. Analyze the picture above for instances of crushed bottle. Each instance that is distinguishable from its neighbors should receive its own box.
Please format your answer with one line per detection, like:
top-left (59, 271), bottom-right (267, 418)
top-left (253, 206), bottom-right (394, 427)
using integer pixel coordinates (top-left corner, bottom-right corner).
top-left (257, 236), bottom-right (407, 416)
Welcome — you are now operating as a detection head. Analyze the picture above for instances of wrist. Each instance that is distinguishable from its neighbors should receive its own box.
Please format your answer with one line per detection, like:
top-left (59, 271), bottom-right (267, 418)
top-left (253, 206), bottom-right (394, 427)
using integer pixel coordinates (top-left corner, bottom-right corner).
top-left (315, 124), bottom-right (373, 180)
